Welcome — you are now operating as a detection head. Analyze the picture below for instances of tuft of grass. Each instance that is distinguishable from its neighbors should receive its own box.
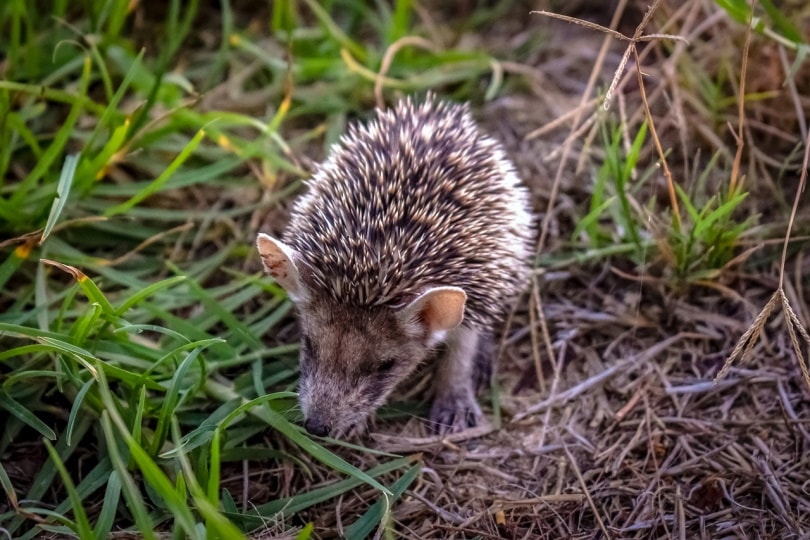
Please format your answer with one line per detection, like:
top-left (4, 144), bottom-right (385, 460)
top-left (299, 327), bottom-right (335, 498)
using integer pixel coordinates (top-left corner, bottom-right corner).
top-left (549, 0), bottom-right (793, 287)
top-left (570, 115), bottom-right (752, 284)
top-left (574, 119), bottom-right (651, 259)
top-left (665, 178), bottom-right (753, 282)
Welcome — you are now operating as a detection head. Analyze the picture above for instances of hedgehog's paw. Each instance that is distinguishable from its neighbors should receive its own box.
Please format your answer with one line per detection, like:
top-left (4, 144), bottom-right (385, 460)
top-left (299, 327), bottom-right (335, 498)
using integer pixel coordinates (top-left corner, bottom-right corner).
top-left (429, 390), bottom-right (483, 434)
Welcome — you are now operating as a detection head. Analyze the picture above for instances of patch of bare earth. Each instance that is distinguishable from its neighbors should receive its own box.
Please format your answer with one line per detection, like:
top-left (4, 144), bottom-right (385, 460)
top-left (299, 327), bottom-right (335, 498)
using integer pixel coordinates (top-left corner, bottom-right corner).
top-left (242, 1), bottom-right (810, 538)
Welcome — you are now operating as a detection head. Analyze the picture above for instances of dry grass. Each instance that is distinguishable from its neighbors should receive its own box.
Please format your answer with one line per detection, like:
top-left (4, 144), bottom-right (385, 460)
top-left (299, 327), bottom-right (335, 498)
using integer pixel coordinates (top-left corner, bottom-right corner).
top-left (256, 1), bottom-right (810, 537)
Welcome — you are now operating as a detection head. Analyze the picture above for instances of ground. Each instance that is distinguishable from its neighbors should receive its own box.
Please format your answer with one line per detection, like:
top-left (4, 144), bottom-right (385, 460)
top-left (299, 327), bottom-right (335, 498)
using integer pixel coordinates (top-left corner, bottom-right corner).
top-left (250, 2), bottom-right (810, 537)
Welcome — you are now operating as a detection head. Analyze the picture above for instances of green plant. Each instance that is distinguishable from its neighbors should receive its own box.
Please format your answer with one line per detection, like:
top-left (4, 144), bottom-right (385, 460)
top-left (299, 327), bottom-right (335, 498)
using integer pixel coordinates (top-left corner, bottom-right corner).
top-left (665, 174), bottom-right (752, 282)
top-left (571, 117), bottom-right (752, 283)
top-left (0, 0), bottom-right (481, 536)
top-left (573, 119), bottom-right (652, 261)
top-left (715, 0), bottom-right (808, 48)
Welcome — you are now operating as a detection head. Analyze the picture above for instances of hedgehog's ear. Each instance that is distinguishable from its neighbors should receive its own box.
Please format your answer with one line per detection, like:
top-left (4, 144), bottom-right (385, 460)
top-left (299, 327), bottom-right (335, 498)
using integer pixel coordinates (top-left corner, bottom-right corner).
top-left (399, 286), bottom-right (466, 337)
top-left (256, 233), bottom-right (308, 302)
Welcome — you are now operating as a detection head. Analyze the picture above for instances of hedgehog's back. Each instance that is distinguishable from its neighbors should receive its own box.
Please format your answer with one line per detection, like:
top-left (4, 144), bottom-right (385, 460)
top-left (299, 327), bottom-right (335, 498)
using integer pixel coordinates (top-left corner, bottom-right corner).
top-left (286, 97), bottom-right (533, 327)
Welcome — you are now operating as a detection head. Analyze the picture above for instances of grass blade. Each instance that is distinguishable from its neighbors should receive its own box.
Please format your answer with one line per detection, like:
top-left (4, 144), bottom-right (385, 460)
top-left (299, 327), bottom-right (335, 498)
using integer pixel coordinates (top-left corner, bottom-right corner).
top-left (250, 455), bottom-right (416, 518)
top-left (150, 343), bottom-right (217, 454)
top-left (98, 371), bottom-right (200, 539)
top-left (93, 470), bottom-right (122, 539)
top-left (100, 412), bottom-right (157, 540)
top-left (170, 420), bottom-right (246, 539)
top-left (42, 440), bottom-right (96, 539)
top-left (105, 128), bottom-right (207, 217)
top-left (66, 378), bottom-right (95, 446)
top-left (9, 57), bottom-right (91, 209)
top-left (0, 392), bottom-right (56, 440)
top-left (40, 259), bottom-right (116, 315)
top-left (40, 153), bottom-right (79, 243)
top-left (115, 275), bottom-right (187, 315)
top-left (0, 242), bottom-right (33, 291)
top-left (302, 0), bottom-right (366, 61)
top-left (0, 460), bottom-right (18, 511)
top-left (344, 464), bottom-right (420, 539)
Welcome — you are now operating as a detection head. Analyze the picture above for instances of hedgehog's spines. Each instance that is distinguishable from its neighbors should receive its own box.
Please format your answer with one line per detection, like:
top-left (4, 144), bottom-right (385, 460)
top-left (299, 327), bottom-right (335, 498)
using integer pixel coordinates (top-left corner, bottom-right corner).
top-left (285, 95), bottom-right (533, 325)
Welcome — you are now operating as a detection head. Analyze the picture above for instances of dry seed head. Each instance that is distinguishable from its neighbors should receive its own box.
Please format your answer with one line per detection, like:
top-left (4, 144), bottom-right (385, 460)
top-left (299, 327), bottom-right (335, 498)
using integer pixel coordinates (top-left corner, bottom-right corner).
top-left (285, 95), bottom-right (534, 327)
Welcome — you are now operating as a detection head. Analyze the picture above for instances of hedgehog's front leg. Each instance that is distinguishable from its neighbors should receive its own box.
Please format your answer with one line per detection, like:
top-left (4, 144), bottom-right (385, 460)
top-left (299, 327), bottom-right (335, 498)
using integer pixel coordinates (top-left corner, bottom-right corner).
top-left (429, 326), bottom-right (486, 433)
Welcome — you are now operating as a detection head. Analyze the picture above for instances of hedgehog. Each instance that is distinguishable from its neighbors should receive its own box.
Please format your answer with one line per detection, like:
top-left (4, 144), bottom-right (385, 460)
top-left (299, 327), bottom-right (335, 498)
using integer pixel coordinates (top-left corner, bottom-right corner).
top-left (256, 95), bottom-right (534, 438)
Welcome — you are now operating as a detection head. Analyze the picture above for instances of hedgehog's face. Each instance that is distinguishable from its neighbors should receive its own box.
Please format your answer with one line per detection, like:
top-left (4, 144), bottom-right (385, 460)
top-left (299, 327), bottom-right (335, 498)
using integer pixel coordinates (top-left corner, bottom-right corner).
top-left (257, 234), bottom-right (467, 438)
top-left (296, 287), bottom-right (466, 438)
top-left (295, 302), bottom-right (424, 438)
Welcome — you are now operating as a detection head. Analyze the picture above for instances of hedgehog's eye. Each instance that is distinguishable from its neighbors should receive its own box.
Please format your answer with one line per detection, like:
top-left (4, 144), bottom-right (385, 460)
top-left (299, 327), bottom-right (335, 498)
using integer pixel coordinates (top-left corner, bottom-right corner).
top-left (378, 358), bottom-right (396, 373)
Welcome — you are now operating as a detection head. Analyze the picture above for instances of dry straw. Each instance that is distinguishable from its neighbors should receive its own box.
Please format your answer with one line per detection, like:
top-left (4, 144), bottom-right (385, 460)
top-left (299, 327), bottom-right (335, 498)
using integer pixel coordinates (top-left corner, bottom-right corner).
top-left (533, 0), bottom-right (810, 393)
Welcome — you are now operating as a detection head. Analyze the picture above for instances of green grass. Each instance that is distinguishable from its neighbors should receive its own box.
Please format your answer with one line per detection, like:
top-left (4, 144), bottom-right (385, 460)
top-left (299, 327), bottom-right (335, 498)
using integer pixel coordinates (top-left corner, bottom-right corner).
top-left (573, 119), bottom-right (652, 258)
top-left (0, 0), bottom-right (492, 536)
top-left (570, 116), bottom-right (753, 284)
top-left (715, 0), bottom-right (809, 52)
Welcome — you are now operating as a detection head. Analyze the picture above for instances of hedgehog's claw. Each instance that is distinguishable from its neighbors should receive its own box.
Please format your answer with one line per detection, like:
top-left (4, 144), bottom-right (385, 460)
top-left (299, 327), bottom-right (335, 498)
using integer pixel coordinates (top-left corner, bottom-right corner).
top-left (429, 390), bottom-right (483, 434)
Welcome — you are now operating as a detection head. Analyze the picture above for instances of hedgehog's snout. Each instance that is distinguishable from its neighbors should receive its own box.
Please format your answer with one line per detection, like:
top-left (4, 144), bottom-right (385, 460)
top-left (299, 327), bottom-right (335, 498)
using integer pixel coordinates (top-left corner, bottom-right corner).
top-left (299, 368), bottom-right (372, 438)
top-left (302, 401), bottom-right (369, 439)
top-left (303, 414), bottom-right (331, 437)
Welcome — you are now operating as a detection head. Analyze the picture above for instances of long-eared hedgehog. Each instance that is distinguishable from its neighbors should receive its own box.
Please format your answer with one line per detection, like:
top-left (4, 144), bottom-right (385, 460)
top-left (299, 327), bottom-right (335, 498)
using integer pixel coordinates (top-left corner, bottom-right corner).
top-left (257, 94), bottom-right (534, 438)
